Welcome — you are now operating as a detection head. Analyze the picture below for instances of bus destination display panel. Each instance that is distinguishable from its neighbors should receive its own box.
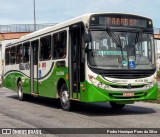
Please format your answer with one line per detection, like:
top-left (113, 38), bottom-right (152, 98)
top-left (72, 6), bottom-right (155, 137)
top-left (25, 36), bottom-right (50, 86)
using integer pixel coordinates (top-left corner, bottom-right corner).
top-left (90, 15), bottom-right (152, 28)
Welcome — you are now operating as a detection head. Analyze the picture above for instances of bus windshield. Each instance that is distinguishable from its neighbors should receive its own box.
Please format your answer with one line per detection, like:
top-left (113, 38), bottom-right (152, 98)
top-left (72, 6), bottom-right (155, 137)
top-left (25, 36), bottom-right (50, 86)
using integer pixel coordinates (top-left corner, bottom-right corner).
top-left (87, 29), bottom-right (155, 70)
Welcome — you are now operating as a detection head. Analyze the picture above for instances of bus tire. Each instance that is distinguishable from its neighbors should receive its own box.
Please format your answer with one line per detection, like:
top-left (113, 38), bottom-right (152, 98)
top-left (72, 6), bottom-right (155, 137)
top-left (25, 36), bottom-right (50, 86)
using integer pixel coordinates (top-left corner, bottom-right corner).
top-left (110, 102), bottom-right (125, 110)
top-left (17, 81), bottom-right (26, 101)
top-left (60, 84), bottom-right (71, 111)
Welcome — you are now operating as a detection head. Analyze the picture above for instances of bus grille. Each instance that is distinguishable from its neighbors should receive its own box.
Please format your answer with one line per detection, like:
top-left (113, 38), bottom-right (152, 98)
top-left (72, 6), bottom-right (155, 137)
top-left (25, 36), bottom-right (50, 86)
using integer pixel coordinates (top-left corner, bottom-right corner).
top-left (110, 85), bottom-right (145, 89)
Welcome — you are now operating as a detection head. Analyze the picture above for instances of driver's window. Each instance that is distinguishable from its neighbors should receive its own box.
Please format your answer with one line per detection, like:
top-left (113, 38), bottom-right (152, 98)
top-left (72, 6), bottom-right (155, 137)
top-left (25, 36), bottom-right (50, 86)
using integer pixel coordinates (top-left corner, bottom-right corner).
top-left (136, 40), bottom-right (150, 64)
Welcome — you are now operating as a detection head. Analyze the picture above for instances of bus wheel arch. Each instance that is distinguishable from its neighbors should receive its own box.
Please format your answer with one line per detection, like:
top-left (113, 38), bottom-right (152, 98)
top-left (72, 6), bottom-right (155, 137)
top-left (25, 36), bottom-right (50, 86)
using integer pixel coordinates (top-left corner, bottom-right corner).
top-left (17, 77), bottom-right (21, 86)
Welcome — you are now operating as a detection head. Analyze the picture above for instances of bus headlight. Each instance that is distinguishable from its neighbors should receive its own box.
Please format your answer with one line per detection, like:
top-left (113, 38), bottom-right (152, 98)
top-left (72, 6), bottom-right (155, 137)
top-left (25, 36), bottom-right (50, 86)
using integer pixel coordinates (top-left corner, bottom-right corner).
top-left (146, 79), bottom-right (157, 88)
top-left (97, 83), bottom-right (106, 89)
top-left (88, 75), bottom-right (109, 89)
top-left (88, 75), bottom-right (99, 86)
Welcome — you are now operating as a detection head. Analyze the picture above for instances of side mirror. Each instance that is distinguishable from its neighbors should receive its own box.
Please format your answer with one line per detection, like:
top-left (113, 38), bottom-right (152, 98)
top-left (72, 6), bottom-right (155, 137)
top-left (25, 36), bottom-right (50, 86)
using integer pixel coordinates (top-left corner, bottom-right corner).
top-left (85, 42), bottom-right (93, 53)
top-left (84, 32), bottom-right (91, 53)
top-left (85, 43), bottom-right (89, 53)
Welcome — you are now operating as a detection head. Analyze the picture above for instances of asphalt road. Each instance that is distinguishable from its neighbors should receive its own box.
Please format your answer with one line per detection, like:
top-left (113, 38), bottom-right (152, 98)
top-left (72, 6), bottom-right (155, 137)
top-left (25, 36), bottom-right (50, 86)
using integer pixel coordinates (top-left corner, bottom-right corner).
top-left (0, 87), bottom-right (160, 137)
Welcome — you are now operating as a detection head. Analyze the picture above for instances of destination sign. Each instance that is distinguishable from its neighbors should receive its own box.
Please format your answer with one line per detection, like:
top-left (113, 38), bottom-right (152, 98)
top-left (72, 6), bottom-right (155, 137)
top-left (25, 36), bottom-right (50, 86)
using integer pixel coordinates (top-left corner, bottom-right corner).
top-left (90, 14), bottom-right (152, 28)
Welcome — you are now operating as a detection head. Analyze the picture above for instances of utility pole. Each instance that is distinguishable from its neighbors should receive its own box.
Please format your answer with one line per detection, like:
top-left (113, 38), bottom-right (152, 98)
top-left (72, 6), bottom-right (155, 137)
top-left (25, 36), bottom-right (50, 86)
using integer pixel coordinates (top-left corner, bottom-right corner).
top-left (33, 0), bottom-right (36, 31)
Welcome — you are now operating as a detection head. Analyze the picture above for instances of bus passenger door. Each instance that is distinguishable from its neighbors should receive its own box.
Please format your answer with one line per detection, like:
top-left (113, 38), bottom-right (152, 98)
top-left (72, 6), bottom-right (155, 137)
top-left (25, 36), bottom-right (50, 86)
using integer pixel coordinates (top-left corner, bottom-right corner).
top-left (30, 40), bottom-right (39, 95)
top-left (69, 23), bottom-right (84, 99)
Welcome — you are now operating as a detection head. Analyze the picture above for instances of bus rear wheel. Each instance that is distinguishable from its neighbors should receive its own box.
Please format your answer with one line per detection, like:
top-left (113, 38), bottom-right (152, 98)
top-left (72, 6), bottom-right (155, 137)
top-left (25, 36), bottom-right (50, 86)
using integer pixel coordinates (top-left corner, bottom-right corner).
top-left (60, 84), bottom-right (71, 111)
top-left (17, 81), bottom-right (26, 101)
top-left (110, 102), bottom-right (125, 110)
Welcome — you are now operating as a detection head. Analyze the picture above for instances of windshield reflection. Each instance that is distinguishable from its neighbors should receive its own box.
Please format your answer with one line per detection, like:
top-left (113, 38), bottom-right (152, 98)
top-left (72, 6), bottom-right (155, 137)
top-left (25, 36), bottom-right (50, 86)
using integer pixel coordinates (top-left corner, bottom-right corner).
top-left (88, 30), bottom-right (155, 70)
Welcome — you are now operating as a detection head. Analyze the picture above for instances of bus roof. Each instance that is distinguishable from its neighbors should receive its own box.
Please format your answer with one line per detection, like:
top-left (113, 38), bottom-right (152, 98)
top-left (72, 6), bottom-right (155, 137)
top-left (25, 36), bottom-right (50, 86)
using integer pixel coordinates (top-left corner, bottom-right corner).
top-left (6, 12), bottom-right (151, 46)
top-left (6, 13), bottom-right (92, 46)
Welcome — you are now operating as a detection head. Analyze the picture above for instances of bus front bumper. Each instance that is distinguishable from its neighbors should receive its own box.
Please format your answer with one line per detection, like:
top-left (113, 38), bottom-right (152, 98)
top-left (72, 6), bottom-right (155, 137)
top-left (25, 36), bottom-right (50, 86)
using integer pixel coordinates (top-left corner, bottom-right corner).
top-left (80, 82), bottom-right (158, 103)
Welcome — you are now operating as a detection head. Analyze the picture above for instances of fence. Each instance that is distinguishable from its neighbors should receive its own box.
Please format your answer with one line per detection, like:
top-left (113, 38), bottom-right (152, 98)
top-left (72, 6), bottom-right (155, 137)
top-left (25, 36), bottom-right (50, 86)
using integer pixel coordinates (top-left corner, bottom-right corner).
top-left (0, 23), bottom-right (57, 33)
top-left (154, 28), bottom-right (160, 34)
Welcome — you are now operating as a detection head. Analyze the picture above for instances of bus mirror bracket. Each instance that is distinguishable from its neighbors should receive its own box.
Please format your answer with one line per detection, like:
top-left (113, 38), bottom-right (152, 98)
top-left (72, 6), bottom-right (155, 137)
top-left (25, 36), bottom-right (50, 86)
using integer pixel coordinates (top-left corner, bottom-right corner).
top-left (85, 43), bottom-right (89, 53)
top-left (84, 32), bottom-right (90, 43)
top-left (84, 31), bottom-right (91, 53)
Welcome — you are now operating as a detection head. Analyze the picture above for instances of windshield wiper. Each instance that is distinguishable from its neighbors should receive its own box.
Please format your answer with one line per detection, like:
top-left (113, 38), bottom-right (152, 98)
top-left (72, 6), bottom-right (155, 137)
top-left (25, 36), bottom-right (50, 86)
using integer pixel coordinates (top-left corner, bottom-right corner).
top-left (106, 27), bottom-right (125, 64)
top-left (106, 27), bottom-right (122, 47)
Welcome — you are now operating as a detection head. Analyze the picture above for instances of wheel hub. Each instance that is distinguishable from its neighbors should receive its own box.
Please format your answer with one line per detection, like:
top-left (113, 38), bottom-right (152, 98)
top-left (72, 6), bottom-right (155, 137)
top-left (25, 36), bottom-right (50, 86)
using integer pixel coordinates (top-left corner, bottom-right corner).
top-left (61, 90), bottom-right (69, 104)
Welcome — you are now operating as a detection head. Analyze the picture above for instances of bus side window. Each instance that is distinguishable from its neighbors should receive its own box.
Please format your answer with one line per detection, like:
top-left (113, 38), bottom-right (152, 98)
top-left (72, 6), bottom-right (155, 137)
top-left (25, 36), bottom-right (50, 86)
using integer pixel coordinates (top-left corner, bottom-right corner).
top-left (16, 44), bottom-right (23, 64)
top-left (40, 35), bottom-right (51, 60)
top-left (23, 42), bottom-right (30, 63)
top-left (52, 31), bottom-right (67, 59)
top-left (5, 48), bottom-right (10, 65)
top-left (10, 46), bottom-right (16, 64)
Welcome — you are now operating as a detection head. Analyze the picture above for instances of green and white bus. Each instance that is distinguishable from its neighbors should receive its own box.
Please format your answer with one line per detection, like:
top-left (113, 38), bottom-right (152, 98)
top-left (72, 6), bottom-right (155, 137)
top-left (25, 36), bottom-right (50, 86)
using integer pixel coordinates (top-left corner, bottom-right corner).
top-left (4, 13), bottom-right (158, 110)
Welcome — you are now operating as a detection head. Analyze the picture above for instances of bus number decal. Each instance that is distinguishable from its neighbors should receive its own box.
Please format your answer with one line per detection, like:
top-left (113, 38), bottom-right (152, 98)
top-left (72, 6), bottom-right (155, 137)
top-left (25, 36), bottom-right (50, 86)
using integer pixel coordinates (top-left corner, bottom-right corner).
top-left (56, 71), bottom-right (64, 76)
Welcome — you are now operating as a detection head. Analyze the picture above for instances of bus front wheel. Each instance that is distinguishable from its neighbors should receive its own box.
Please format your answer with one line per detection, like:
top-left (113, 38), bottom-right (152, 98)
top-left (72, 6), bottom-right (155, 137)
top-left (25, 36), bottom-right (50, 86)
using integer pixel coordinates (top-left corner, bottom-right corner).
top-left (110, 102), bottom-right (125, 110)
top-left (60, 84), bottom-right (71, 111)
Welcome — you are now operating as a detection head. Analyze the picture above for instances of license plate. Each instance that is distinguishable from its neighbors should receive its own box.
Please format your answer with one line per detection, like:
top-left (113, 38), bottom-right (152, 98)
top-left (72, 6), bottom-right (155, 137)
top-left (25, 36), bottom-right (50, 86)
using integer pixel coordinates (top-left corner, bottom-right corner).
top-left (123, 92), bottom-right (134, 97)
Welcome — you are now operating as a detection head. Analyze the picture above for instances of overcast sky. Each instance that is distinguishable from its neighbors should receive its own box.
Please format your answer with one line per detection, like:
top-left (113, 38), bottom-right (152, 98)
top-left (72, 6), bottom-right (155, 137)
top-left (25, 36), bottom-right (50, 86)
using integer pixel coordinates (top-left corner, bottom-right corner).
top-left (0, 0), bottom-right (160, 28)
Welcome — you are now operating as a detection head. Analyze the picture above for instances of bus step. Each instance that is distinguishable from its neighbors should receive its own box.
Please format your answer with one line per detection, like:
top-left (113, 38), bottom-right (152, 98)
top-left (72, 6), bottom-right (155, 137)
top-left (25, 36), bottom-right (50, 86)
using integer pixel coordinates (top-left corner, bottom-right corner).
top-left (31, 93), bottom-right (39, 97)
